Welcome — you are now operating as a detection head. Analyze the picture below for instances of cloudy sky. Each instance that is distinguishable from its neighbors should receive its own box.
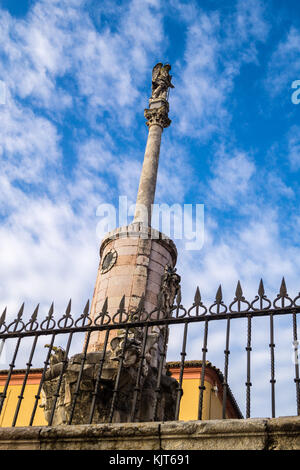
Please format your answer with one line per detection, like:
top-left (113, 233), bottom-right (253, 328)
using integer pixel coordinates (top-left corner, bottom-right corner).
top-left (1, 0), bottom-right (300, 419)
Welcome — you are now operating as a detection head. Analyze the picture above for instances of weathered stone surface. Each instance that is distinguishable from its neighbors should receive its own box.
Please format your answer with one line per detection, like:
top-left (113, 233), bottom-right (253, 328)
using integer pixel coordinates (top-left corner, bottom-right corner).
top-left (88, 224), bottom-right (177, 352)
top-left (41, 330), bottom-right (179, 426)
top-left (39, 423), bottom-right (161, 451)
top-left (150, 63), bottom-right (174, 102)
top-left (0, 426), bottom-right (42, 450)
top-left (0, 417), bottom-right (299, 450)
top-left (265, 416), bottom-right (300, 450)
top-left (160, 418), bottom-right (269, 450)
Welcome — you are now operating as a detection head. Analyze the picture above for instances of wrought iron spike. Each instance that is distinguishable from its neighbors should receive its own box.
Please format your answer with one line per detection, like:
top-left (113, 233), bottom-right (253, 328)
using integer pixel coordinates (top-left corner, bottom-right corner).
top-left (137, 294), bottom-right (145, 311)
top-left (31, 304), bottom-right (39, 322)
top-left (74, 299), bottom-right (91, 328)
top-left (209, 287), bottom-right (228, 315)
top-left (102, 297), bottom-right (108, 313)
top-left (25, 304), bottom-right (40, 332)
top-left (250, 279), bottom-right (272, 311)
top-left (229, 281), bottom-right (250, 314)
top-left (83, 299), bottom-right (90, 316)
top-left (48, 302), bottom-right (54, 317)
top-left (119, 295), bottom-right (125, 311)
top-left (216, 285), bottom-right (223, 303)
top-left (187, 286), bottom-right (207, 317)
top-left (235, 281), bottom-right (243, 300)
top-left (40, 302), bottom-right (55, 330)
top-left (17, 303), bottom-right (25, 319)
top-left (273, 277), bottom-right (293, 309)
top-left (65, 299), bottom-right (72, 316)
top-left (113, 295), bottom-right (128, 324)
top-left (280, 277), bottom-right (287, 296)
top-left (194, 286), bottom-right (201, 304)
top-left (258, 278), bottom-right (265, 297)
top-left (7, 302), bottom-right (25, 333)
top-left (0, 307), bottom-right (6, 327)
top-left (94, 297), bottom-right (110, 326)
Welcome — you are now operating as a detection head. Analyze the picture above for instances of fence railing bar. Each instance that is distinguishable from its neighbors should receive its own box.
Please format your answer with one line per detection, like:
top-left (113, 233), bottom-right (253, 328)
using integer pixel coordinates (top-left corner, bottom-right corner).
top-left (48, 331), bottom-right (74, 426)
top-left (292, 312), bottom-right (300, 415)
top-left (1, 307), bottom-right (300, 341)
top-left (130, 325), bottom-right (149, 422)
top-left (12, 334), bottom-right (39, 427)
top-left (198, 319), bottom-right (208, 420)
top-left (88, 329), bottom-right (110, 424)
top-left (68, 330), bottom-right (91, 425)
top-left (153, 326), bottom-right (169, 421)
top-left (29, 332), bottom-right (56, 426)
top-left (269, 313), bottom-right (276, 418)
top-left (175, 321), bottom-right (189, 420)
top-left (245, 315), bottom-right (252, 418)
top-left (0, 336), bottom-right (22, 417)
top-left (108, 327), bottom-right (129, 423)
top-left (222, 317), bottom-right (231, 419)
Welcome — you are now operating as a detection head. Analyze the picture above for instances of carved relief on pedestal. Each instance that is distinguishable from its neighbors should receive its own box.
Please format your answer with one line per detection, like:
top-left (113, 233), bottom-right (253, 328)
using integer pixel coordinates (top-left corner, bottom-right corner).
top-left (159, 265), bottom-right (181, 313)
top-left (40, 329), bottom-right (179, 425)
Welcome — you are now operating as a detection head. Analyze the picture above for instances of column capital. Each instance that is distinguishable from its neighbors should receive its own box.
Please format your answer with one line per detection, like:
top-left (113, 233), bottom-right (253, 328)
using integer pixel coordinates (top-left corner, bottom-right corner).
top-left (144, 104), bottom-right (171, 129)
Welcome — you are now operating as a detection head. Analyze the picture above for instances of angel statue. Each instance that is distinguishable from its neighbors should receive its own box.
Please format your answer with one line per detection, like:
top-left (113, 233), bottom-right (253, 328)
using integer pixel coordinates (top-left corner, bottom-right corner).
top-left (159, 264), bottom-right (181, 313)
top-left (151, 63), bottom-right (174, 101)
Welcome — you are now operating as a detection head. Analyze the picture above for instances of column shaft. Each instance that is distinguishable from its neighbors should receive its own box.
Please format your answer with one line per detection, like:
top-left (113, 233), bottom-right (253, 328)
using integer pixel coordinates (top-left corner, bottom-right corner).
top-left (134, 124), bottom-right (163, 226)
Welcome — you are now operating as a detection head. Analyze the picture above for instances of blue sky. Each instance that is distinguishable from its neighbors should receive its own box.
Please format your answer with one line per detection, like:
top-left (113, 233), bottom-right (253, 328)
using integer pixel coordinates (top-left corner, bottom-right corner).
top-left (1, 0), bottom-right (300, 418)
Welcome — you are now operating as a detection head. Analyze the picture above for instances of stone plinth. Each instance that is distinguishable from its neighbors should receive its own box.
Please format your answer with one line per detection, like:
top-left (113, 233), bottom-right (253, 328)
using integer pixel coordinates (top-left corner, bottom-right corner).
top-left (88, 222), bottom-right (177, 353)
top-left (1, 417), bottom-right (299, 450)
top-left (40, 348), bottom-right (178, 426)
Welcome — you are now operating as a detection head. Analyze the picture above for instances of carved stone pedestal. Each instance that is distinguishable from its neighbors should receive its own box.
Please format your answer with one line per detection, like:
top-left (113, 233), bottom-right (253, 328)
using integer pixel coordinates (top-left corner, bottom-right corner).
top-left (41, 345), bottom-right (179, 426)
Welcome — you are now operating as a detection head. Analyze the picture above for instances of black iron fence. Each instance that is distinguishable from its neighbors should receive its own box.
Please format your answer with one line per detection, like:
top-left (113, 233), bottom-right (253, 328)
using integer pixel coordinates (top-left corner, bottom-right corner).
top-left (0, 277), bottom-right (299, 427)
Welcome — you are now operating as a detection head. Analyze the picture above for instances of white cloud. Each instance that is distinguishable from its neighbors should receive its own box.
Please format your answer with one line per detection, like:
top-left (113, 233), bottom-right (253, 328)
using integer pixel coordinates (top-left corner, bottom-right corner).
top-left (0, 0), bottom-right (164, 122)
top-left (0, 197), bottom-right (98, 317)
top-left (209, 151), bottom-right (256, 207)
top-left (266, 173), bottom-right (294, 199)
top-left (266, 26), bottom-right (300, 97)
top-left (234, 0), bottom-right (269, 48)
top-left (287, 125), bottom-right (300, 170)
top-left (0, 0), bottom-right (168, 325)
top-left (171, 0), bottom-right (269, 137)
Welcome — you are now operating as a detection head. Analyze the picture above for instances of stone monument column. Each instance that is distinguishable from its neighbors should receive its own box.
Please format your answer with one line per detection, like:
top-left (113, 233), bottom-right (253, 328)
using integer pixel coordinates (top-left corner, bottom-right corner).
top-left (42, 64), bottom-right (180, 425)
top-left (87, 63), bottom-right (177, 354)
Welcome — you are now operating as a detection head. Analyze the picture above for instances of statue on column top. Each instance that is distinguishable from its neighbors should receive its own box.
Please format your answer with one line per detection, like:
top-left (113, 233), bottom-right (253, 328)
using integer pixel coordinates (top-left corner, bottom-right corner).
top-left (151, 63), bottom-right (174, 101)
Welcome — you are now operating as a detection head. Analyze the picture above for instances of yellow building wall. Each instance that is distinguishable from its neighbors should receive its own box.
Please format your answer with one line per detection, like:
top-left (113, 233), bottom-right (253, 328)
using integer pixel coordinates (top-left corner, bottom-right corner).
top-left (0, 373), bottom-right (234, 426)
top-left (0, 383), bottom-right (47, 427)
top-left (178, 378), bottom-right (227, 421)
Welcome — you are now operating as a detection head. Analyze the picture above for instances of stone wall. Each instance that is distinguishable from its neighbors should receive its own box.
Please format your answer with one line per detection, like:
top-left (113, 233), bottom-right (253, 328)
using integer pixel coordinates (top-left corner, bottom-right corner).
top-left (0, 417), bottom-right (299, 450)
